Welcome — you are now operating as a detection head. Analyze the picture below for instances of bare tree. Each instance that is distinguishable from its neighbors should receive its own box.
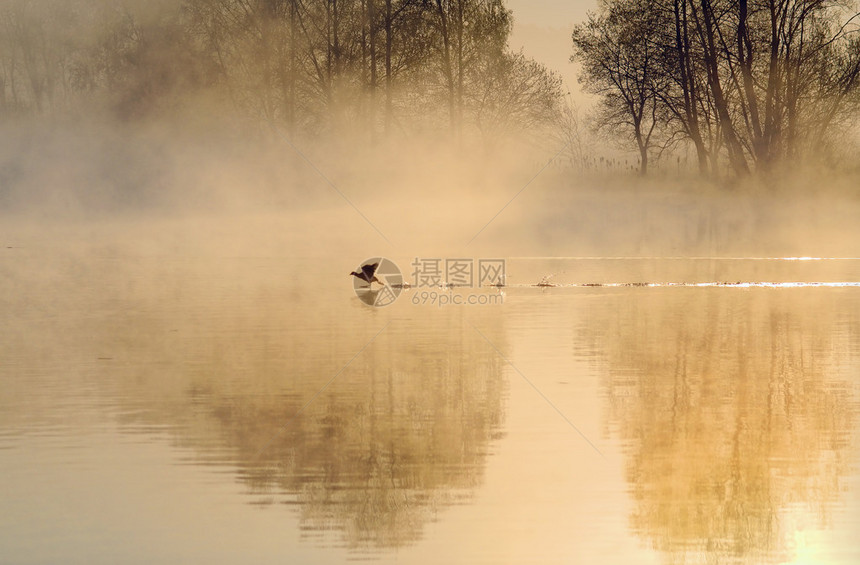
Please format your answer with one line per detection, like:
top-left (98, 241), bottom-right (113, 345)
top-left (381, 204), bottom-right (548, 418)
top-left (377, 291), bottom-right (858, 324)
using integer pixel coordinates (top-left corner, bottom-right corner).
top-left (1, 0), bottom-right (566, 153)
top-left (471, 50), bottom-right (563, 146)
top-left (574, 0), bottom-right (860, 177)
top-left (573, 0), bottom-right (667, 174)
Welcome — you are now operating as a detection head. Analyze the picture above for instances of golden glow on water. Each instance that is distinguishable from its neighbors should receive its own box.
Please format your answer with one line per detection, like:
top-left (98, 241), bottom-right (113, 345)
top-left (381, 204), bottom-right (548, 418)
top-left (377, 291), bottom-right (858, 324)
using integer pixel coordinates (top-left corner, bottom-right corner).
top-left (1, 244), bottom-right (859, 564)
top-left (507, 281), bottom-right (860, 287)
top-left (580, 287), bottom-right (859, 564)
top-left (510, 256), bottom-right (860, 260)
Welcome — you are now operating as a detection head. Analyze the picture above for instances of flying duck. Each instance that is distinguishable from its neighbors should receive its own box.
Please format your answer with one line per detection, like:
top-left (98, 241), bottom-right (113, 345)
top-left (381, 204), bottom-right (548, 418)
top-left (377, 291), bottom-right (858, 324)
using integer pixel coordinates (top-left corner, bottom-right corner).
top-left (350, 262), bottom-right (383, 286)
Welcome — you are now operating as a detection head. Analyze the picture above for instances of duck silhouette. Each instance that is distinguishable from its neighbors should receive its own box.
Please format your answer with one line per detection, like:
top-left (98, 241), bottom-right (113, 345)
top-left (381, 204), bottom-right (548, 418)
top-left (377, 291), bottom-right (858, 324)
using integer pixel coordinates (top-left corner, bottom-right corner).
top-left (350, 262), bottom-right (383, 287)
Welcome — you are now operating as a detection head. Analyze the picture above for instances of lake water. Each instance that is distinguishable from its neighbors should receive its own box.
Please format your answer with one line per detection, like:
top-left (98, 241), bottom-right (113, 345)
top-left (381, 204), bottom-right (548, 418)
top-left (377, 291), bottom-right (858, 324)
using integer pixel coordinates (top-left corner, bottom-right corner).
top-left (2, 244), bottom-right (859, 564)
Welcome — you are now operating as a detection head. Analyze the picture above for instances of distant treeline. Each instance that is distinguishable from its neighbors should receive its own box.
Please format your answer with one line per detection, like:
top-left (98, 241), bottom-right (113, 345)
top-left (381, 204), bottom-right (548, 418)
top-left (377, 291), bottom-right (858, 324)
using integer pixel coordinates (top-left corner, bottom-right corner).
top-left (3, 1), bottom-right (858, 177)
top-left (572, 0), bottom-right (860, 175)
top-left (0, 0), bottom-right (563, 144)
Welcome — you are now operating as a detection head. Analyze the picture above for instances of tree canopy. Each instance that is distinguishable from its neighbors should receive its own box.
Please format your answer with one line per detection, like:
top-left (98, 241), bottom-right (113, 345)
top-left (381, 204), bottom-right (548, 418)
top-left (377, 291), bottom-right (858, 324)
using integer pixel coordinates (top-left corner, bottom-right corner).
top-left (0, 0), bottom-right (564, 145)
top-left (573, 0), bottom-right (860, 176)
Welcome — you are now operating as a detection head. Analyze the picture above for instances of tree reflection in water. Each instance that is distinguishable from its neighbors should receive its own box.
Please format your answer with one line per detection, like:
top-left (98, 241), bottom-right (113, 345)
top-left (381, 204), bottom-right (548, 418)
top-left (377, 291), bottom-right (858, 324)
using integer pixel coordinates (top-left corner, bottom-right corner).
top-left (65, 260), bottom-right (512, 550)
top-left (225, 323), bottom-right (508, 549)
top-left (584, 289), bottom-right (858, 564)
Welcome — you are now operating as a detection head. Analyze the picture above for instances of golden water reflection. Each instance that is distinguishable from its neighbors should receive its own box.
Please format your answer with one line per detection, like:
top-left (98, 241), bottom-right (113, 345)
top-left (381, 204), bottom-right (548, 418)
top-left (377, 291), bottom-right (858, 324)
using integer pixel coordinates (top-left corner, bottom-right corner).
top-left (217, 322), bottom-right (508, 549)
top-left (583, 289), bottom-right (859, 563)
top-left (1, 254), bottom-right (508, 550)
top-left (3, 250), bottom-right (859, 562)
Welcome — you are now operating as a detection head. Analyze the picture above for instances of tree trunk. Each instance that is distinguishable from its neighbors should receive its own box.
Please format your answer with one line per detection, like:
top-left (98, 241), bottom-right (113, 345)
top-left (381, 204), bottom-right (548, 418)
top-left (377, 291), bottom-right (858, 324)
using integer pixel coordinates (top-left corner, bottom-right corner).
top-left (286, 1), bottom-right (298, 133)
top-left (762, 1), bottom-right (783, 167)
top-left (384, 0), bottom-right (392, 135)
top-left (455, 0), bottom-right (464, 140)
top-left (738, 0), bottom-right (765, 162)
top-left (434, 0), bottom-right (456, 135)
top-left (368, 0), bottom-right (377, 137)
top-left (674, 0), bottom-right (709, 174)
top-left (695, 0), bottom-right (749, 175)
top-left (639, 140), bottom-right (649, 175)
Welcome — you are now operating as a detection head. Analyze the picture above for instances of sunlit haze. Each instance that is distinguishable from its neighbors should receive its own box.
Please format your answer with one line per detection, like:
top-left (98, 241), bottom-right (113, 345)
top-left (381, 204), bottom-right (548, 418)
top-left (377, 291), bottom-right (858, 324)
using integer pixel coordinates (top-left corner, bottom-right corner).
top-left (2, 1), bottom-right (859, 564)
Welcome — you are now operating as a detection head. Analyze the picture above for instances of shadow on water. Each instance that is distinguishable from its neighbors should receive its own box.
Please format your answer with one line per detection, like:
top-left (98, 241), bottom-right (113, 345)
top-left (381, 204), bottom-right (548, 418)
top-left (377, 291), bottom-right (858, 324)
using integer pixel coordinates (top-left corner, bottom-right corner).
top-left (581, 288), bottom-right (859, 564)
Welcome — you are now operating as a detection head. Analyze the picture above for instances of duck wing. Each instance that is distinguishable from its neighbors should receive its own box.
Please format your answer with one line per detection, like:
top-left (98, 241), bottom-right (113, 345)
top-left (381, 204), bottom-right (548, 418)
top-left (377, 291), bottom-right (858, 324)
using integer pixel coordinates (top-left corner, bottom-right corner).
top-left (361, 262), bottom-right (379, 279)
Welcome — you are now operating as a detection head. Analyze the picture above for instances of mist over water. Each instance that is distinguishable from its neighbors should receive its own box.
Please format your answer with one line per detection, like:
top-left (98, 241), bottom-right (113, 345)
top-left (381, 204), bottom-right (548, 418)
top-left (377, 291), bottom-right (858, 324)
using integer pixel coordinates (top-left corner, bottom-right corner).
top-left (1, 0), bottom-right (858, 259)
top-left (2, 1), bottom-right (860, 564)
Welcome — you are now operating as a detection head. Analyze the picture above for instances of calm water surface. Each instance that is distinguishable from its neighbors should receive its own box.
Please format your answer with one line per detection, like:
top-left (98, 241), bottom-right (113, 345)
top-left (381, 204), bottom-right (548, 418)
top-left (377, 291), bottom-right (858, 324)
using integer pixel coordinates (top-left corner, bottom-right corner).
top-left (2, 248), bottom-right (859, 564)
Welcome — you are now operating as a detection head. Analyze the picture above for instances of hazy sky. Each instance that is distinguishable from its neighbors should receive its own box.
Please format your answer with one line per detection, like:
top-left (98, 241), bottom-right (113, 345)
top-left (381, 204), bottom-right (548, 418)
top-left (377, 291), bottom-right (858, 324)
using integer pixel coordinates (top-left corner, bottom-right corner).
top-left (506, 0), bottom-right (592, 26)
top-left (506, 0), bottom-right (595, 102)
